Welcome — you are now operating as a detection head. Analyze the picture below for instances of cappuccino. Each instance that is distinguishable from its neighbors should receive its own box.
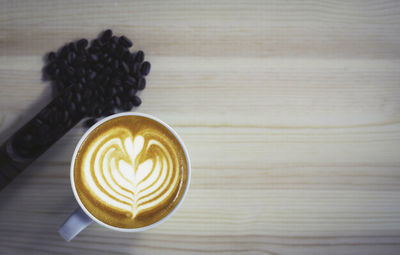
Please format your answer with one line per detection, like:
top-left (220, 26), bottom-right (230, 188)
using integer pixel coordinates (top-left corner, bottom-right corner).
top-left (73, 115), bottom-right (188, 228)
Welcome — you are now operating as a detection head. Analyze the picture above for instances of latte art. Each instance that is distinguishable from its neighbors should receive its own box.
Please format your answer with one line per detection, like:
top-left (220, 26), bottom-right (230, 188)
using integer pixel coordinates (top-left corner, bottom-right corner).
top-left (74, 116), bottom-right (188, 228)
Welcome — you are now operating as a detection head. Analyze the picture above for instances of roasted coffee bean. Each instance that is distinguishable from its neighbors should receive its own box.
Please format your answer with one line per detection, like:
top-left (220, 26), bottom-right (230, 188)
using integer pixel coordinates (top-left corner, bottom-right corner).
top-left (95, 63), bottom-right (104, 71)
top-left (74, 93), bottom-right (82, 104)
top-left (122, 101), bottom-right (133, 111)
top-left (114, 45), bottom-right (124, 59)
top-left (89, 54), bottom-right (99, 62)
top-left (59, 45), bottom-right (69, 58)
top-left (122, 51), bottom-right (130, 62)
top-left (62, 110), bottom-right (69, 122)
top-left (76, 83), bottom-right (83, 91)
top-left (66, 119), bottom-right (73, 128)
top-left (129, 62), bottom-right (140, 75)
top-left (77, 38), bottom-right (88, 50)
top-left (67, 102), bottom-right (77, 113)
top-left (88, 71), bottom-right (97, 80)
top-left (56, 82), bottom-right (65, 91)
top-left (140, 61), bottom-right (151, 76)
top-left (134, 50), bottom-right (144, 63)
top-left (112, 59), bottom-right (119, 70)
top-left (106, 87), bottom-right (117, 97)
top-left (83, 88), bottom-right (93, 100)
top-left (117, 85), bottom-right (124, 94)
top-left (125, 76), bottom-right (136, 86)
top-left (94, 107), bottom-right (103, 117)
top-left (88, 46), bottom-right (101, 54)
top-left (64, 89), bottom-right (73, 101)
top-left (110, 77), bottom-right (121, 87)
top-left (104, 67), bottom-right (112, 75)
top-left (131, 95), bottom-right (142, 106)
top-left (114, 96), bottom-right (122, 107)
top-left (47, 52), bottom-right (56, 62)
top-left (118, 36), bottom-right (133, 48)
top-left (80, 77), bottom-right (87, 84)
top-left (137, 77), bottom-right (146, 90)
top-left (44, 63), bottom-right (56, 75)
top-left (121, 61), bottom-right (129, 74)
top-left (91, 39), bottom-right (103, 48)
top-left (79, 105), bottom-right (87, 114)
top-left (100, 29), bottom-right (113, 43)
top-left (68, 42), bottom-right (77, 53)
top-left (106, 56), bottom-right (112, 64)
top-left (64, 64), bottom-right (75, 76)
top-left (128, 88), bottom-right (137, 98)
top-left (85, 118), bottom-right (97, 127)
top-left (111, 36), bottom-right (119, 44)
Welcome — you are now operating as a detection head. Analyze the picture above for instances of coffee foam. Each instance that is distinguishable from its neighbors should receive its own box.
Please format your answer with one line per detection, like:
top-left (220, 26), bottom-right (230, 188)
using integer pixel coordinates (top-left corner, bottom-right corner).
top-left (74, 116), bottom-right (187, 228)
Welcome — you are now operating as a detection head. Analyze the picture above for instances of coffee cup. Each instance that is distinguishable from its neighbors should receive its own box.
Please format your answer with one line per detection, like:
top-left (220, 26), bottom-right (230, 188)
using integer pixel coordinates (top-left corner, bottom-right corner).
top-left (58, 112), bottom-right (191, 241)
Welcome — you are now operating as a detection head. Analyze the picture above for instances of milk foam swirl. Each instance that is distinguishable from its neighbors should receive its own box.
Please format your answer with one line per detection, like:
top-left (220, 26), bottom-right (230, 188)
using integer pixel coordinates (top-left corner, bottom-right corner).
top-left (81, 126), bottom-right (181, 219)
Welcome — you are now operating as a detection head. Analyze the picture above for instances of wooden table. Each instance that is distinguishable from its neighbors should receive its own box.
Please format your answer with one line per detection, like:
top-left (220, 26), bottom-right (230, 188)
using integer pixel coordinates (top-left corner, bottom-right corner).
top-left (1, 1), bottom-right (400, 254)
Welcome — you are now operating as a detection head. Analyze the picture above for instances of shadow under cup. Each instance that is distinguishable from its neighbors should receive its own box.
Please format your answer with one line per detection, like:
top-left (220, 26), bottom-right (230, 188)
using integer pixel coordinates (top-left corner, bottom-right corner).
top-left (59, 112), bottom-right (191, 241)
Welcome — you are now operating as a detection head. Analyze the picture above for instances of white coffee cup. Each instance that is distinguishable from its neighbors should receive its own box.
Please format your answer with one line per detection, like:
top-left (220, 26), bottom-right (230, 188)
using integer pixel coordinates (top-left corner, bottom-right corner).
top-left (58, 112), bottom-right (191, 241)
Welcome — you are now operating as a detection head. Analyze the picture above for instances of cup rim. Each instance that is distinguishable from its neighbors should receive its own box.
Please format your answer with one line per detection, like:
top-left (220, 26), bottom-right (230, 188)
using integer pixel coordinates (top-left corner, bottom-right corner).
top-left (70, 112), bottom-right (191, 232)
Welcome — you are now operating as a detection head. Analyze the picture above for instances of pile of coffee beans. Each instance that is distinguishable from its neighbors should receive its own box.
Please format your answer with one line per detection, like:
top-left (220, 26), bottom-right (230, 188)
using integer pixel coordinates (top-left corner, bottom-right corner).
top-left (9, 30), bottom-right (150, 158)
top-left (43, 29), bottom-right (150, 127)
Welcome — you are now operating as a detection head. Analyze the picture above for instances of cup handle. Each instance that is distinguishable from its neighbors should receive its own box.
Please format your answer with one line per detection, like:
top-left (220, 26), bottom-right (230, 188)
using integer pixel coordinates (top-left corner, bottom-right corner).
top-left (58, 207), bottom-right (93, 241)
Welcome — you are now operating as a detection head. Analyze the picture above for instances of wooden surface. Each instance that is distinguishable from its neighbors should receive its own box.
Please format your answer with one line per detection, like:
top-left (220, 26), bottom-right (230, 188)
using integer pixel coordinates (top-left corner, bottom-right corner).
top-left (1, 0), bottom-right (400, 254)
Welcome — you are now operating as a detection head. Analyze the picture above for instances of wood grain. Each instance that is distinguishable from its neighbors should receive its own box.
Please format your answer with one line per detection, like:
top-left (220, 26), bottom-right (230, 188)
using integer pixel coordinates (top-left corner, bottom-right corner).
top-left (1, 0), bottom-right (400, 254)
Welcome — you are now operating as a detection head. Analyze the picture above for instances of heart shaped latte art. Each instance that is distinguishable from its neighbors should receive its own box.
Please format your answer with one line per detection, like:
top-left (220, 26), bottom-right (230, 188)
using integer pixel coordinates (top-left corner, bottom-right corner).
top-left (82, 127), bottom-right (181, 219)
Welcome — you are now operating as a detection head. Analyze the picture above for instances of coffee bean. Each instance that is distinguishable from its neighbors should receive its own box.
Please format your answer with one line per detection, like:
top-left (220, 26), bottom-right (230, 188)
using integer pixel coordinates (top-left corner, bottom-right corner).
top-left (67, 102), bottom-right (77, 113)
top-left (134, 50), bottom-right (144, 63)
top-left (77, 39), bottom-right (88, 50)
top-left (112, 59), bottom-right (119, 70)
top-left (125, 76), bottom-right (136, 87)
top-left (131, 95), bottom-right (142, 106)
top-left (47, 52), bottom-right (56, 62)
top-left (74, 93), bottom-right (82, 104)
top-left (88, 46), bottom-right (101, 54)
top-left (114, 96), bottom-right (122, 107)
top-left (128, 88), bottom-right (137, 98)
top-left (129, 62), bottom-right (140, 75)
top-left (89, 54), bottom-right (99, 62)
top-left (106, 56), bottom-right (112, 64)
top-left (118, 36), bottom-right (133, 48)
top-left (115, 45), bottom-right (124, 59)
top-left (111, 77), bottom-right (121, 87)
top-left (68, 42), bottom-right (77, 53)
top-left (137, 77), bottom-right (146, 90)
top-left (111, 36), bottom-right (119, 45)
top-left (121, 61), bottom-right (129, 74)
top-left (122, 51), bottom-right (130, 62)
top-left (91, 39), bottom-right (103, 48)
top-left (88, 71), bottom-right (97, 80)
top-left (44, 63), bottom-right (56, 76)
top-left (117, 85), bottom-right (124, 94)
top-left (80, 76), bottom-right (87, 84)
top-left (94, 107), bottom-right (103, 117)
top-left (79, 105), bottom-right (87, 114)
top-left (140, 61), bottom-right (151, 76)
top-left (122, 101), bottom-right (133, 111)
top-left (83, 88), bottom-right (93, 100)
top-left (62, 110), bottom-right (69, 122)
top-left (64, 64), bottom-right (75, 76)
top-left (107, 87), bottom-right (117, 96)
top-left (59, 45), bottom-right (69, 58)
top-left (104, 67), bottom-right (112, 75)
top-left (100, 29), bottom-right (113, 43)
